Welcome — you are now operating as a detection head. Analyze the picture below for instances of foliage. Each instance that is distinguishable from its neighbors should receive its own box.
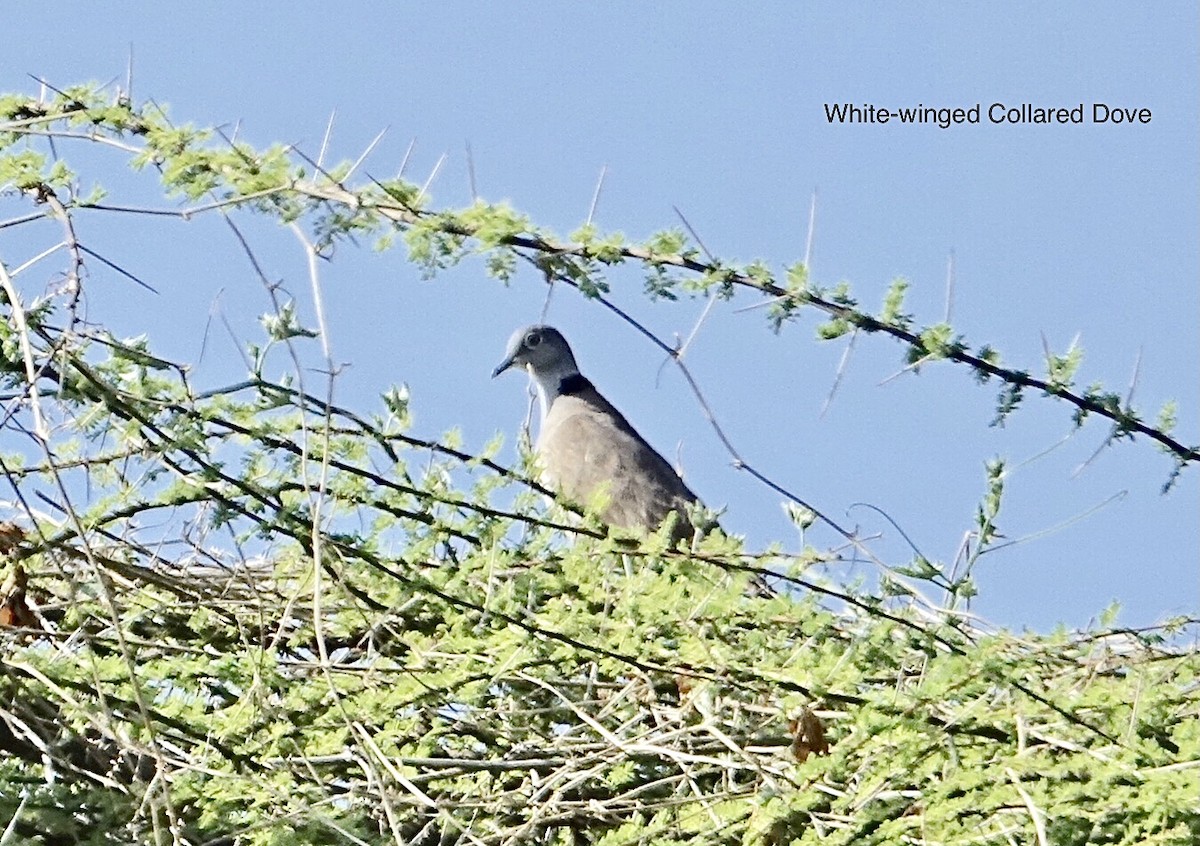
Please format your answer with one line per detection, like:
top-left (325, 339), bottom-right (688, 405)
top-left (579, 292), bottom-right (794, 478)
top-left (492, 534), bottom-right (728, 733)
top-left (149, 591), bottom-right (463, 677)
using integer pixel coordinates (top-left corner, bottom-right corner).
top-left (0, 82), bottom-right (1197, 846)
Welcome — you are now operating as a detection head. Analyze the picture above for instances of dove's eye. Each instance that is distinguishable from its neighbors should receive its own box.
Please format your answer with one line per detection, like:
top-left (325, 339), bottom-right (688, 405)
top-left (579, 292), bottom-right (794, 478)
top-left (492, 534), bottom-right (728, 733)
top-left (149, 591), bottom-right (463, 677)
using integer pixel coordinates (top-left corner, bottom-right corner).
top-left (525, 331), bottom-right (542, 348)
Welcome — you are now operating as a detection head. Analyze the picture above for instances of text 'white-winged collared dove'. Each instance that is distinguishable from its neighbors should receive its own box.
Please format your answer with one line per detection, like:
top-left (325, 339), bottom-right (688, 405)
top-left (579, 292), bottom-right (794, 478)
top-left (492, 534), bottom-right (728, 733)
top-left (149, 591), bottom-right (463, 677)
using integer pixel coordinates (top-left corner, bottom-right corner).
top-left (493, 325), bottom-right (707, 543)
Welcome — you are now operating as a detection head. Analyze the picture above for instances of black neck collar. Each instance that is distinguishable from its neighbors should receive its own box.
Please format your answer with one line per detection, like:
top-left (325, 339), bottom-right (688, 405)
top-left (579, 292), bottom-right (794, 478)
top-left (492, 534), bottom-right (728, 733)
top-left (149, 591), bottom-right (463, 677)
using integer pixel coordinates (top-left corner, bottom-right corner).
top-left (557, 373), bottom-right (589, 396)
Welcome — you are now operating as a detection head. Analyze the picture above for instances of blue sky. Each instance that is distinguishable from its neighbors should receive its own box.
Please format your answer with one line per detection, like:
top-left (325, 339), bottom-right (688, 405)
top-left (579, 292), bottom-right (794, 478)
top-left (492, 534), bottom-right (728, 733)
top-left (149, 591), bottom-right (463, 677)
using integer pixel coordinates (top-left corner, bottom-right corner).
top-left (2, 3), bottom-right (1197, 631)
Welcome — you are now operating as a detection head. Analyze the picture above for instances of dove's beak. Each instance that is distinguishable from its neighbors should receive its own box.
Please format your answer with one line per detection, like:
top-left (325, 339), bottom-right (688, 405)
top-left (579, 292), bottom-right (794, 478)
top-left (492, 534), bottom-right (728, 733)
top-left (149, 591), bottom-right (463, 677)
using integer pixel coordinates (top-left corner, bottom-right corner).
top-left (491, 355), bottom-right (516, 378)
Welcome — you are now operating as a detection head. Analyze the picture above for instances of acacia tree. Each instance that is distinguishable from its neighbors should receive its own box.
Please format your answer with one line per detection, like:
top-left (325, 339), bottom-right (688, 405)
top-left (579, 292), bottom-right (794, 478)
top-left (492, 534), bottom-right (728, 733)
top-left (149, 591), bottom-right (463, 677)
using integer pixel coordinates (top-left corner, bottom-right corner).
top-left (0, 83), bottom-right (1197, 846)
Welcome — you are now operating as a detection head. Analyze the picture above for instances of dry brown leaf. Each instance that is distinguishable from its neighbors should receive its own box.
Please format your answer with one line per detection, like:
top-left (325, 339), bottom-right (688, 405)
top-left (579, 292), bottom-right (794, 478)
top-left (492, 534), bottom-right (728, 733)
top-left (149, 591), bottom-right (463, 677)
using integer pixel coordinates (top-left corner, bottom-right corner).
top-left (0, 521), bottom-right (26, 556)
top-left (0, 564), bottom-right (41, 630)
top-left (789, 705), bottom-right (830, 762)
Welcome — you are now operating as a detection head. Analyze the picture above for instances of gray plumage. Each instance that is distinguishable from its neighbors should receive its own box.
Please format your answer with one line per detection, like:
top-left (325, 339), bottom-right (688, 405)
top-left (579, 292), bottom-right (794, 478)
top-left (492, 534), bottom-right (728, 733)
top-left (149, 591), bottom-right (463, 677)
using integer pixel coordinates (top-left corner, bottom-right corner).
top-left (493, 325), bottom-right (702, 542)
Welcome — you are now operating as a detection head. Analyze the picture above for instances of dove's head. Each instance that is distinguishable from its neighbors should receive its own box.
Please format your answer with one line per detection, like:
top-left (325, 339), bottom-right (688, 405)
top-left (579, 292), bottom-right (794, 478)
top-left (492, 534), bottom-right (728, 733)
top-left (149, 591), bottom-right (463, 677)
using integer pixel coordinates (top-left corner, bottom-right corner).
top-left (492, 325), bottom-right (578, 381)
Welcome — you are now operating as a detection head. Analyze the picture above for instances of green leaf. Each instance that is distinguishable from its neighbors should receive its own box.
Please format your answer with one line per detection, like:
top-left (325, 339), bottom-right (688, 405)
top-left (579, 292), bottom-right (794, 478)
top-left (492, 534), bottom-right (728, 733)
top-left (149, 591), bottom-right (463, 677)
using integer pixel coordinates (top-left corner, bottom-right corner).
top-left (880, 276), bottom-right (911, 327)
top-left (260, 301), bottom-right (318, 341)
